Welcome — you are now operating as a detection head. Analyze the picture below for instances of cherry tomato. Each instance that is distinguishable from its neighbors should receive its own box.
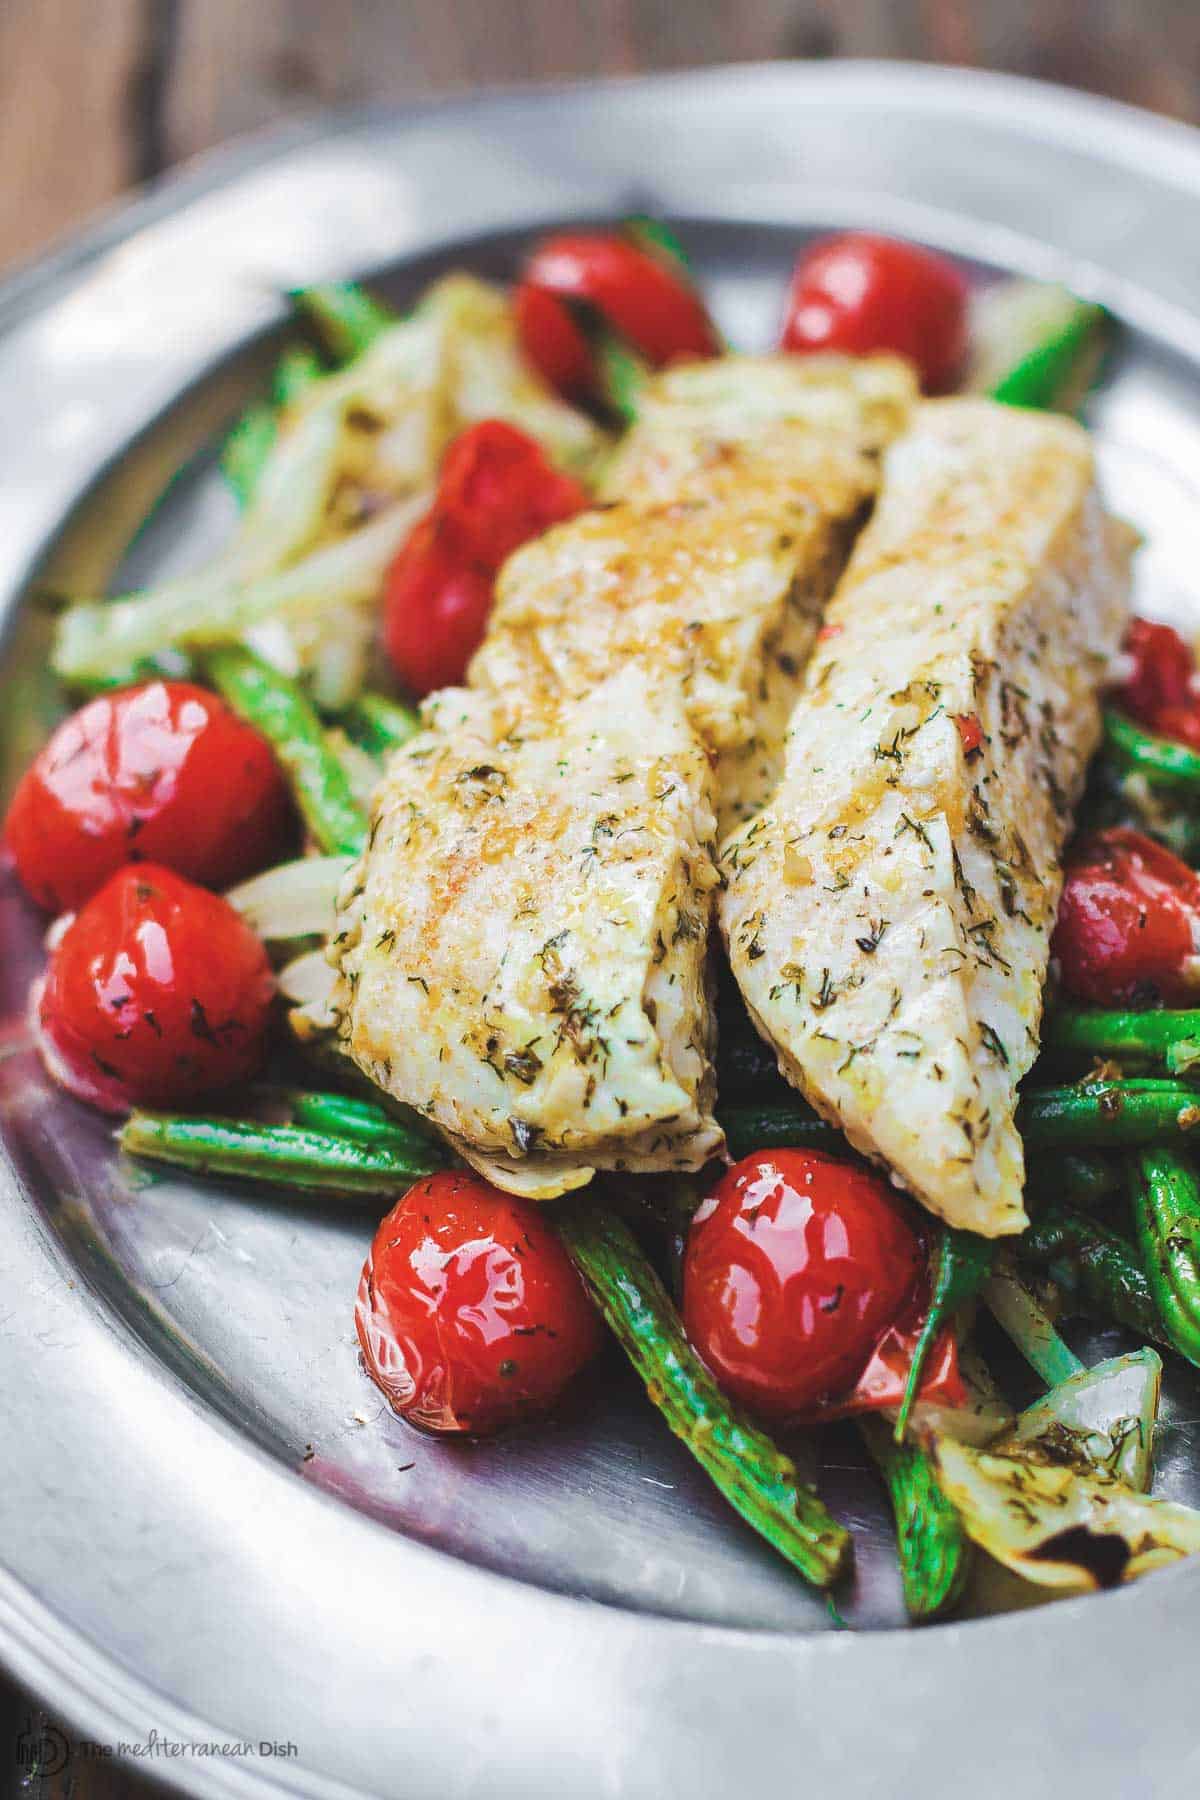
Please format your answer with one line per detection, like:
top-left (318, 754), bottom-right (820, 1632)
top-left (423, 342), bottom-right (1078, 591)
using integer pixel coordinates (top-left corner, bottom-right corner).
top-left (513, 281), bottom-right (595, 403)
top-left (682, 1149), bottom-right (925, 1419)
top-left (435, 420), bottom-right (589, 570)
top-left (382, 421), bottom-right (589, 697)
top-left (381, 517), bottom-right (495, 697)
top-left (36, 862), bottom-right (275, 1112)
top-left (1148, 704), bottom-right (1200, 752)
top-left (1052, 827), bottom-right (1200, 1007)
top-left (781, 233), bottom-right (968, 392)
top-left (1111, 617), bottom-right (1200, 748)
top-left (355, 1169), bottom-right (603, 1435)
top-left (3, 681), bottom-right (293, 913)
top-left (1113, 618), bottom-right (1196, 729)
top-left (516, 231), bottom-right (720, 403)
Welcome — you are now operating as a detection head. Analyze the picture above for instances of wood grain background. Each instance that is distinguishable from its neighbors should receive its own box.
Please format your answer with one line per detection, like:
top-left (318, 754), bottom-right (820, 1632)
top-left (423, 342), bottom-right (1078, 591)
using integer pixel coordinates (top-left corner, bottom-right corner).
top-left (4, 0), bottom-right (1200, 1793)
top-left (4, 0), bottom-right (1200, 272)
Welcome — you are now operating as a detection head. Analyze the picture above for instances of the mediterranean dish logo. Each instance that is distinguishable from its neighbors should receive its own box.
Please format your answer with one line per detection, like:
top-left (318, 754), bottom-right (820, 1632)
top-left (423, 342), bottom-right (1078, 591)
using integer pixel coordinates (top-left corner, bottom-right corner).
top-left (15, 1716), bottom-right (298, 1773)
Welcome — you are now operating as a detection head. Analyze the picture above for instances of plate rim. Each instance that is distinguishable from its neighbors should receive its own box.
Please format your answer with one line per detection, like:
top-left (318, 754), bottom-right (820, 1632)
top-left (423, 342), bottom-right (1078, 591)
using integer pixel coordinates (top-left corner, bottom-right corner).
top-left (6, 59), bottom-right (1200, 1800)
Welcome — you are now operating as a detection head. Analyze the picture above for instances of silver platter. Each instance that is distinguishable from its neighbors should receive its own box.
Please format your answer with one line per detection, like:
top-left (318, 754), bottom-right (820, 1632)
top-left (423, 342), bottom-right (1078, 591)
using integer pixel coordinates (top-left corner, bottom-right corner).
top-left (4, 61), bottom-right (1200, 1799)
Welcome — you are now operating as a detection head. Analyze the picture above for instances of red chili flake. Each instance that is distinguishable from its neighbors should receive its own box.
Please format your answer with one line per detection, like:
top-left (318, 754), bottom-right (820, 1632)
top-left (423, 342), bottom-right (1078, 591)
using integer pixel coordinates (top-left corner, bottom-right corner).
top-left (954, 713), bottom-right (985, 757)
top-left (817, 622), bottom-right (844, 643)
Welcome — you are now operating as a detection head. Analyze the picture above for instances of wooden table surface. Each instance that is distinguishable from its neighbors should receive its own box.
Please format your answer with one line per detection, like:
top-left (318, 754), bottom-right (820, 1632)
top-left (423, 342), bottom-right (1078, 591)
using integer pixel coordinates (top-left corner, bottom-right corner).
top-left (3, 0), bottom-right (1199, 1793)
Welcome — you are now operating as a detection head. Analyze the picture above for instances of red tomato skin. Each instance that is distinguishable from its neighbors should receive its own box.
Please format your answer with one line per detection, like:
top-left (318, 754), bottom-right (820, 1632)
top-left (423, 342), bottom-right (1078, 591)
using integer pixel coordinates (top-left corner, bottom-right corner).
top-left (682, 1149), bottom-right (924, 1420)
top-left (356, 1170), bottom-right (603, 1436)
top-left (1113, 618), bottom-right (1196, 730)
top-left (1150, 704), bottom-right (1200, 752)
top-left (36, 863), bottom-right (275, 1112)
top-left (1052, 827), bottom-right (1200, 1007)
top-left (435, 421), bottom-right (589, 570)
top-left (3, 681), bottom-right (293, 913)
top-left (514, 281), bottom-right (596, 403)
top-left (381, 516), bottom-right (495, 697)
top-left (781, 233), bottom-right (968, 392)
top-left (517, 232), bottom-right (719, 401)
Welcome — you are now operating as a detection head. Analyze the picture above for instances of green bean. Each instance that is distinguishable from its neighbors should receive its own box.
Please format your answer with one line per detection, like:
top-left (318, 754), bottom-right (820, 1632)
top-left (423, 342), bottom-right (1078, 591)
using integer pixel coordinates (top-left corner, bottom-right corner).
top-left (894, 1226), bottom-right (994, 1439)
top-left (554, 1201), bottom-right (851, 1589)
top-left (221, 403), bottom-right (278, 509)
top-left (121, 1112), bottom-right (439, 1195)
top-left (221, 345), bottom-right (325, 508)
top-left (988, 299), bottom-right (1107, 412)
top-left (1043, 1008), bottom-right (1200, 1075)
top-left (1131, 1146), bottom-right (1200, 1368)
top-left (718, 1103), bottom-right (842, 1160)
top-left (595, 330), bottom-right (650, 425)
top-left (338, 691), bottom-right (420, 757)
top-left (1102, 708), bottom-right (1200, 791)
top-left (1027, 1151), bottom-right (1121, 1210)
top-left (623, 215), bottom-right (693, 275)
top-left (858, 1418), bottom-right (972, 1622)
top-left (203, 646), bottom-right (368, 856)
top-left (1016, 1205), bottom-right (1166, 1345)
top-left (1017, 1080), bottom-right (1200, 1149)
top-left (271, 344), bottom-right (325, 407)
top-left (279, 1088), bottom-right (430, 1151)
top-left (293, 281), bottom-right (395, 360)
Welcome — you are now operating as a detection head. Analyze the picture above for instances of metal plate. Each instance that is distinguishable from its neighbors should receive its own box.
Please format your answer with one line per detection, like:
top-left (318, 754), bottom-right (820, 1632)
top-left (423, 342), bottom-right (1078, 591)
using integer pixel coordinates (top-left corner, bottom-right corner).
top-left (5, 61), bottom-right (1200, 1799)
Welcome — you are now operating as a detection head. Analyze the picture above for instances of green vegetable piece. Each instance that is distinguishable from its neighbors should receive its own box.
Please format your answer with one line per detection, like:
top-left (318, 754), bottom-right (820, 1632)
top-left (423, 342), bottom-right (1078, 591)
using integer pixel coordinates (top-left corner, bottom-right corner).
top-left (1003, 1349), bottom-right (1162, 1492)
top-left (338, 691), bottom-right (421, 757)
top-left (1018, 1079), bottom-right (1200, 1149)
top-left (1044, 1007), bottom-right (1200, 1073)
top-left (595, 329), bottom-right (651, 425)
top-left (1131, 1146), bottom-right (1200, 1369)
top-left (272, 344), bottom-right (325, 407)
top-left (894, 1226), bottom-right (994, 1440)
top-left (555, 1201), bottom-right (851, 1589)
top-left (1032, 1151), bottom-right (1121, 1210)
top-left (859, 1418), bottom-right (971, 1621)
top-left (983, 1263), bottom-right (1085, 1388)
top-left (203, 646), bottom-right (368, 857)
top-left (988, 299), bottom-right (1107, 413)
top-left (718, 1103), bottom-right (842, 1159)
top-left (1102, 707), bottom-right (1200, 792)
top-left (221, 403), bottom-right (278, 510)
top-left (280, 1088), bottom-right (428, 1151)
top-left (293, 281), bottom-right (396, 360)
top-left (121, 1112), bottom-right (439, 1195)
top-left (1017, 1205), bottom-right (1166, 1345)
top-left (221, 345), bottom-right (325, 509)
top-left (623, 214), bottom-right (693, 275)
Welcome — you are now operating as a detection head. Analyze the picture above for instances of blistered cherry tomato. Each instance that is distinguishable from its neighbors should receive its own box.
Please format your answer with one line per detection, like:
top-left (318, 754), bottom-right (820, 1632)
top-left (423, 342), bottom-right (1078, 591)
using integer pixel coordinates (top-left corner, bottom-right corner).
top-left (3, 681), bottom-right (293, 913)
top-left (356, 1170), bottom-right (603, 1435)
top-left (382, 517), bottom-right (495, 697)
top-left (682, 1149), bottom-right (925, 1419)
top-left (382, 421), bottom-right (589, 697)
top-left (1052, 827), bottom-right (1200, 1007)
top-left (516, 231), bottom-right (719, 403)
top-left (37, 863), bottom-right (274, 1112)
top-left (435, 420), bottom-right (589, 570)
top-left (1113, 618), bottom-right (1195, 726)
top-left (781, 233), bottom-right (968, 392)
top-left (1111, 617), bottom-right (1200, 748)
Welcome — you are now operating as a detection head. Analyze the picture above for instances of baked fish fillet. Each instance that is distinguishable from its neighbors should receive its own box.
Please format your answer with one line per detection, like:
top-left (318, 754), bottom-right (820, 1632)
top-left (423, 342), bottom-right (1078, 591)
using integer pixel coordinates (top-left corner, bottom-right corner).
top-left (720, 399), bottom-right (1133, 1237)
top-left (332, 665), bottom-right (720, 1196)
top-left (333, 355), bottom-right (915, 1197)
top-left (475, 355), bottom-right (916, 833)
